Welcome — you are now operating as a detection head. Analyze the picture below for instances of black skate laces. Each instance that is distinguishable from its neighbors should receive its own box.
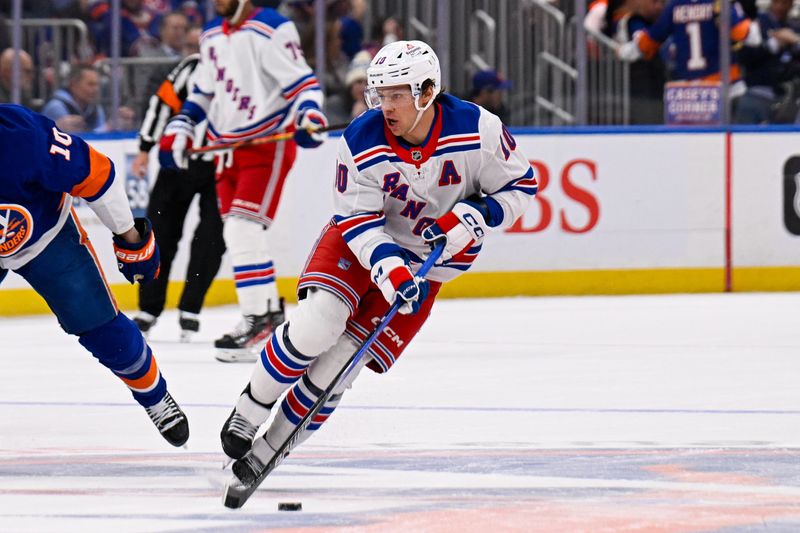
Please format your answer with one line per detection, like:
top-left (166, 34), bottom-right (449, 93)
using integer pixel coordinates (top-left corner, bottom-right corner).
top-left (228, 412), bottom-right (258, 441)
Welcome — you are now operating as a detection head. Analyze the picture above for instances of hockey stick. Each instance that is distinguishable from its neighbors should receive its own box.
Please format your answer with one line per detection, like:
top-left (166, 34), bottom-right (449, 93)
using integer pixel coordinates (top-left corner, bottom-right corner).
top-left (222, 241), bottom-right (445, 509)
top-left (188, 122), bottom-right (349, 155)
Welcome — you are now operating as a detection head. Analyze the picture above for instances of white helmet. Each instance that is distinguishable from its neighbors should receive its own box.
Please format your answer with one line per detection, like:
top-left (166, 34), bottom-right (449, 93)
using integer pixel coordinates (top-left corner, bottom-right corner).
top-left (365, 40), bottom-right (441, 113)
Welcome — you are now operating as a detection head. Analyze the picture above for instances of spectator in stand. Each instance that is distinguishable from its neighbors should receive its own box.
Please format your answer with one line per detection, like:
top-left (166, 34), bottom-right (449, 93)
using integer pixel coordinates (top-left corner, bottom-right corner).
top-left (469, 70), bottom-right (511, 124)
top-left (613, 0), bottom-right (666, 124)
top-left (339, 0), bottom-right (366, 60)
top-left (142, 0), bottom-right (206, 22)
top-left (89, 0), bottom-right (160, 57)
top-left (41, 65), bottom-right (135, 132)
top-left (0, 49), bottom-right (36, 110)
top-left (174, 1), bottom-right (207, 25)
top-left (617, 0), bottom-right (761, 103)
top-left (140, 11), bottom-right (189, 59)
top-left (736, 0), bottom-right (800, 124)
top-left (363, 16), bottom-right (404, 56)
top-left (325, 49), bottom-right (371, 123)
top-left (287, 0), bottom-right (364, 60)
top-left (585, 0), bottom-right (632, 37)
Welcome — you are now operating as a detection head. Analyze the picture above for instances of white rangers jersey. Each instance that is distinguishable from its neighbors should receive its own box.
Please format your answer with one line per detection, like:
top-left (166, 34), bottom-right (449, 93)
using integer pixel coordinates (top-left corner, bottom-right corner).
top-left (186, 8), bottom-right (322, 143)
top-left (333, 94), bottom-right (537, 283)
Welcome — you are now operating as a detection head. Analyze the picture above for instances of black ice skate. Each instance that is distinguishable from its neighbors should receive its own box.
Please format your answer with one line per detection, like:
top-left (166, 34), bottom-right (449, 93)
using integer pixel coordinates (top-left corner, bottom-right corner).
top-left (231, 437), bottom-right (276, 486)
top-left (132, 312), bottom-right (157, 336)
top-left (144, 391), bottom-right (190, 447)
top-left (214, 299), bottom-right (285, 363)
top-left (224, 435), bottom-right (287, 508)
top-left (220, 385), bottom-right (274, 459)
top-left (232, 450), bottom-right (265, 487)
top-left (178, 311), bottom-right (199, 343)
top-left (221, 410), bottom-right (259, 460)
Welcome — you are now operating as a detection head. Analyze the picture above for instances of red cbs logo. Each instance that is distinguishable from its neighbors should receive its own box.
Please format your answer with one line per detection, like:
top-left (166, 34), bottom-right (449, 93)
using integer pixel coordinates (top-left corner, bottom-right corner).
top-left (506, 159), bottom-right (600, 234)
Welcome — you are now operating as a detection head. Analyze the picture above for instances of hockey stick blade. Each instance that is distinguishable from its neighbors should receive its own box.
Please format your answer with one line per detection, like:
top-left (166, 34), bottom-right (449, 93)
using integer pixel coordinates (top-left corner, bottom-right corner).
top-left (222, 242), bottom-right (445, 509)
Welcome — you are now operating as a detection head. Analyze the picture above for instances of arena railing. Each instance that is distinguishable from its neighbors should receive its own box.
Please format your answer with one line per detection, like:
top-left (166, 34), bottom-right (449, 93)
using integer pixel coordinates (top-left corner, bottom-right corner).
top-left (2, 18), bottom-right (92, 109)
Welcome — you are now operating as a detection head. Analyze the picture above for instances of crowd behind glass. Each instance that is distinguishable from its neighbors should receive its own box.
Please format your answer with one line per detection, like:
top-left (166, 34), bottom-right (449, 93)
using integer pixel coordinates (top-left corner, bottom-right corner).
top-left (1, 0), bottom-right (796, 130)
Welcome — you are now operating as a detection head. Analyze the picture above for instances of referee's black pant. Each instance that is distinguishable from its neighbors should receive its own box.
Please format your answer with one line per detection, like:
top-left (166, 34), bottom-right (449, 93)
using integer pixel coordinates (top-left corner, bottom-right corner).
top-left (138, 158), bottom-right (225, 317)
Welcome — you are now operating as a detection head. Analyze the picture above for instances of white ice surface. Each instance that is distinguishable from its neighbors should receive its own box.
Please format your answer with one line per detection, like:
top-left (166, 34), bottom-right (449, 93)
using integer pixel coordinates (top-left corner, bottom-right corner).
top-left (1, 293), bottom-right (799, 532)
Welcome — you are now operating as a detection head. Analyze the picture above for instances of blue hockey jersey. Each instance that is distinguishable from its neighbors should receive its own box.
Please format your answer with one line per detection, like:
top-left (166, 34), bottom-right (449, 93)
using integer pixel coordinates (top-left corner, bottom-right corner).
top-left (638, 0), bottom-right (751, 81)
top-left (0, 105), bottom-right (116, 269)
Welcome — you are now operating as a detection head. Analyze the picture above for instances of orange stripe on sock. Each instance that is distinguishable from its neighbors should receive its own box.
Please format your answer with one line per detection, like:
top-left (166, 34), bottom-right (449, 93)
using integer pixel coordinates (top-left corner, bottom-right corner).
top-left (71, 209), bottom-right (118, 311)
top-left (70, 145), bottom-right (113, 199)
top-left (120, 355), bottom-right (160, 391)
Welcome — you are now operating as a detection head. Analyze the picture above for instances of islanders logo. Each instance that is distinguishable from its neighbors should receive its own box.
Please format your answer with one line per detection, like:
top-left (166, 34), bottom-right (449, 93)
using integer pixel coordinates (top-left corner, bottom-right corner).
top-left (0, 204), bottom-right (33, 257)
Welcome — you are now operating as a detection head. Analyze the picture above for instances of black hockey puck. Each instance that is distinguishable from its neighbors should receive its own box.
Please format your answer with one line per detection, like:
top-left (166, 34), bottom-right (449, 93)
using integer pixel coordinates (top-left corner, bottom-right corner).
top-left (278, 502), bottom-right (302, 511)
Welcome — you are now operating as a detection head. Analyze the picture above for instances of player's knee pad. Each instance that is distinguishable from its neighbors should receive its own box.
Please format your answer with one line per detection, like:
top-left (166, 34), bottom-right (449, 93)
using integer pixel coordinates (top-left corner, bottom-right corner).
top-left (223, 215), bottom-right (268, 262)
top-left (286, 288), bottom-right (350, 357)
top-left (79, 312), bottom-right (145, 371)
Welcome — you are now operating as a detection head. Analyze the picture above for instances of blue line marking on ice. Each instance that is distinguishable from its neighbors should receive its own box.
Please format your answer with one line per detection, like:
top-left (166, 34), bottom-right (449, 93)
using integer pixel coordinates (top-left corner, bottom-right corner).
top-left (0, 400), bottom-right (798, 415)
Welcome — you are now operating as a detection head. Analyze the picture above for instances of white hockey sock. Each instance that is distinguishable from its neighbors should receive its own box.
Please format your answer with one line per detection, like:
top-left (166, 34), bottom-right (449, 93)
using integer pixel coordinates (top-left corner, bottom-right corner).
top-left (235, 395), bottom-right (270, 428)
top-left (223, 216), bottom-right (278, 316)
top-left (248, 289), bottom-right (350, 405)
top-left (249, 322), bottom-right (314, 405)
top-left (265, 336), bottom-right (367, 451)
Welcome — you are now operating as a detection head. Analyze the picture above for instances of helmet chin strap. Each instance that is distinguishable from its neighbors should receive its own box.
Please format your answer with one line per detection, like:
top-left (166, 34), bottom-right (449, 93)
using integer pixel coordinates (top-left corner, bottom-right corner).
top-left (229, 0), bottom-right (248, 24)
top-left (405, 93), bottom-right (434, 138)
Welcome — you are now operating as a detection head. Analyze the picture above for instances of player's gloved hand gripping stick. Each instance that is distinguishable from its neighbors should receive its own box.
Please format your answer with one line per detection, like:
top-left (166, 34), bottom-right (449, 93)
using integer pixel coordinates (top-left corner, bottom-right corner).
top-left (222, 241), bottom-right (445, 509)
top-left (113, 217), bottom-right (161, 284)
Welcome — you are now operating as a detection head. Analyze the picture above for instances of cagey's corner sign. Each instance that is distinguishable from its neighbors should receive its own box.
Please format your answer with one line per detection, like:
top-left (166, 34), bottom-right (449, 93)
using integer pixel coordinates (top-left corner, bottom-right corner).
top-left (664, 81), bottom-right (721, 125)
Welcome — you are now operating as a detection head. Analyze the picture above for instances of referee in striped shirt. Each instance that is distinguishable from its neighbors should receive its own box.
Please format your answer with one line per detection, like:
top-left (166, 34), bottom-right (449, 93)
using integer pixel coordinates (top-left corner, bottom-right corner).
top-left (131, 29), bottom-right (225, 341)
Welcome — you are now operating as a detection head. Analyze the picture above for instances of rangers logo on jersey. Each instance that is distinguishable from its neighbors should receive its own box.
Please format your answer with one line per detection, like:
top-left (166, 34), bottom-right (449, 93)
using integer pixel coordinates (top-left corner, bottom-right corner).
top-left (0, 204), bottom-right (34, 257)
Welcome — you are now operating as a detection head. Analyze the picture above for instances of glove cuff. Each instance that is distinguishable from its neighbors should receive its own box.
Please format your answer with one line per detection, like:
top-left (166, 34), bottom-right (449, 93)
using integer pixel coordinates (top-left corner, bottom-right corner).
top-left (370, 254), bottom-right (406, 285)
top-left (452, 201), bottom-right (489, 241)
top-left (165, 114), bottom-right (196, 135)
top-left (113, 217), bottom-right (153, 252)
top-left (387, 264), bottom-right (413, 289)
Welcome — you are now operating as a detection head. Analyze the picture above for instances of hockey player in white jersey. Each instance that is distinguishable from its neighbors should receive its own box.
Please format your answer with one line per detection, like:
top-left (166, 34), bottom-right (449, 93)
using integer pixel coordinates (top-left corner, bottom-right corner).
top-left (219, 40), bottom-right (538, 483)
top-left (159, 0), bottom-right (329, 361)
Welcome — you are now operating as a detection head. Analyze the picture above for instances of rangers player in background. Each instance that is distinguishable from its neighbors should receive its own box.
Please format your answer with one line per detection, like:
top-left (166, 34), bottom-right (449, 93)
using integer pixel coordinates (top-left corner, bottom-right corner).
top-left (0, 105), bottom-right (189, 447)
top-left (160, 0), bottom-right (329, 361)
top-left (219, 40), bottom-right (538, 484)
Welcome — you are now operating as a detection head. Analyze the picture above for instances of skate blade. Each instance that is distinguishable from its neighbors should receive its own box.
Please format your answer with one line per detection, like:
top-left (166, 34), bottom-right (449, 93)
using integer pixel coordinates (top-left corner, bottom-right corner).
top-left (179, 331), bottom-right (194, 343)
